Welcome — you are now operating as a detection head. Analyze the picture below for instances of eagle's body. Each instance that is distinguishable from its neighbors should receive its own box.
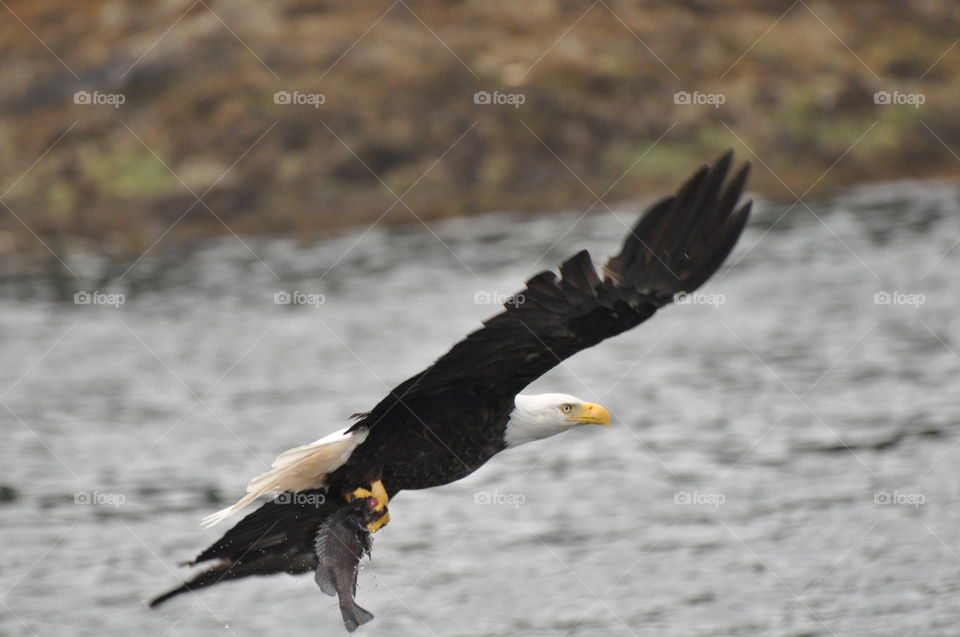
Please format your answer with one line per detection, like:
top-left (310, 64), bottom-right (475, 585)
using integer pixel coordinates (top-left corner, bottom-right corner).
top-left (151, 152), bottom-right (752, 631)
top-left (336, 396), bottom-right (512, 493)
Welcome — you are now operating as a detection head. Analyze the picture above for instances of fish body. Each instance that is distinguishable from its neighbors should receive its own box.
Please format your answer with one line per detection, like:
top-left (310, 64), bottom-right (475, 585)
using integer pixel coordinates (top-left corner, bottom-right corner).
top-left (314, 497), bottom-right (382, 632)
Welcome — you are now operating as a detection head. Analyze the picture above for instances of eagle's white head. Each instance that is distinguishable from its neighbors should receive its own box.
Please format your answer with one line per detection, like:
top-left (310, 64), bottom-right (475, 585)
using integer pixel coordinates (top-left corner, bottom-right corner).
top-left (504, 393), bottom-right (611, 448)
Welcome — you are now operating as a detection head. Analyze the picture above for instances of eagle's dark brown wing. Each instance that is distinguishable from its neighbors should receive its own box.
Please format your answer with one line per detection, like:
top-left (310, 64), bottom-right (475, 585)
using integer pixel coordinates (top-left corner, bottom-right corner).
top-left (351, 150), bottom-right (751, 432)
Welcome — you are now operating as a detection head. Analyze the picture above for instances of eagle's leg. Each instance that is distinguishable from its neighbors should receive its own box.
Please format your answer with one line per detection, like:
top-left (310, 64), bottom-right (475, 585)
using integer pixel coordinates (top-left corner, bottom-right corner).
top-left (346, 479), bottom-right (390, 532)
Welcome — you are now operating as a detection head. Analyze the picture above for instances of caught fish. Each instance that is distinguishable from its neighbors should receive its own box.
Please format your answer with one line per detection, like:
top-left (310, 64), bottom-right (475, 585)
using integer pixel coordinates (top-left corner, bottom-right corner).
top-left (314, 496), bottom-right (384, 632)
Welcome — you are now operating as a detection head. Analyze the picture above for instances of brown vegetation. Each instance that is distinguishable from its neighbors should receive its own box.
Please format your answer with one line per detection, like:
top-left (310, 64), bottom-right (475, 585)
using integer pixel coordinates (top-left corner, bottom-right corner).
top-left (1, 0), bottom-right (958, 258)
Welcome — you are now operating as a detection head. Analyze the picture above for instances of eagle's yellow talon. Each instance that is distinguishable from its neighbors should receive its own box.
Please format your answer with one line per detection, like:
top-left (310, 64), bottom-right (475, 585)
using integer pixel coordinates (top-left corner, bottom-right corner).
top-left (369, 479), bottom-right (388, 512)
top-left (347, 480), bottom-right (390, 532)
top-left (347, 487), bottom-right (373, 502)
top-left (366, 511), bottom-right (390, 533)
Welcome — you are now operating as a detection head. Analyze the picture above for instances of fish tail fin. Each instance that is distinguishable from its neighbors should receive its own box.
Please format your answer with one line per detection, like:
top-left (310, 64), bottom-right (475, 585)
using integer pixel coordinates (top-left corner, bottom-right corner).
top-left (340, 601), bottom-right (375, 633)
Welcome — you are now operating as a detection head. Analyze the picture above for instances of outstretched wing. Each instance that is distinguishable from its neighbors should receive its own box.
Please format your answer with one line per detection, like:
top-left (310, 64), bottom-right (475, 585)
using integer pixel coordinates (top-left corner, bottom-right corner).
top-left (351, 151), bottom-right (751, 430)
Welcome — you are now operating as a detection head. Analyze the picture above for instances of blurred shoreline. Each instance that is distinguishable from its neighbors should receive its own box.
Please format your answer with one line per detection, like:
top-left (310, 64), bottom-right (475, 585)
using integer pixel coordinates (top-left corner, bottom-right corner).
top-left (1, 0), bottom-right (959, 259)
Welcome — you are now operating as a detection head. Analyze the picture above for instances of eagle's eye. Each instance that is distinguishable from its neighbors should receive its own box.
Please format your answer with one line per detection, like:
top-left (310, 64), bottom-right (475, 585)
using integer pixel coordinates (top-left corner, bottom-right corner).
top-left (560, 404), bottom-right (573, 414)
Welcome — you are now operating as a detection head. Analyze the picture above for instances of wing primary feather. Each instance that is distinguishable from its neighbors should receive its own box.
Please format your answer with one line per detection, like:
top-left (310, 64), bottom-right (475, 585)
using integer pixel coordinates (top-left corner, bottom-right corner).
top-left (559, 250), bottom-right (601, 305)
top-left (671, 151), bottom-right (734, 256)
top-left (684, 200), bottom-right (752, 291)
top-left (713, 163), bottom-right (752, 226)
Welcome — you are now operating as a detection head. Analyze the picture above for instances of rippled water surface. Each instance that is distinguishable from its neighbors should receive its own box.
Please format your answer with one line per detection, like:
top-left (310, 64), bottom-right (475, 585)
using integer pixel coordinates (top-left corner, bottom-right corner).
top-left (2, 181), bottom-right (960, 636)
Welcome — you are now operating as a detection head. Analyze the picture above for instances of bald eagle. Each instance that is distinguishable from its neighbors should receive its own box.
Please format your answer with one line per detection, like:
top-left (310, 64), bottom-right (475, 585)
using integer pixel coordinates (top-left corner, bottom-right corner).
top-left (151, 152), bottom-right (751, 629)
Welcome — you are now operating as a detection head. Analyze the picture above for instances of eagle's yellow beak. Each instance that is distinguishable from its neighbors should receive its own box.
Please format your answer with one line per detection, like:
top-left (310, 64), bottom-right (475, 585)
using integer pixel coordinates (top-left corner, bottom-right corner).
top-left (568, 402), bottom-right (611, 426)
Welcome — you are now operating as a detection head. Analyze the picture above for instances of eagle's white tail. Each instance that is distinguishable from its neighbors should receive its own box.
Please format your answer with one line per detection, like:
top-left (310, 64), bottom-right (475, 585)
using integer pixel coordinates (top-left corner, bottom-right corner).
top-left (202, 427), bottom-right (368, 528)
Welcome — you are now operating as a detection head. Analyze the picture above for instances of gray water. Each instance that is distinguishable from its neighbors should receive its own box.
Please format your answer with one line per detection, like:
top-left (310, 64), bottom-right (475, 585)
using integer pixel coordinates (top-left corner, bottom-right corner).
top-left (2, 181), bottom-right (959, 637)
